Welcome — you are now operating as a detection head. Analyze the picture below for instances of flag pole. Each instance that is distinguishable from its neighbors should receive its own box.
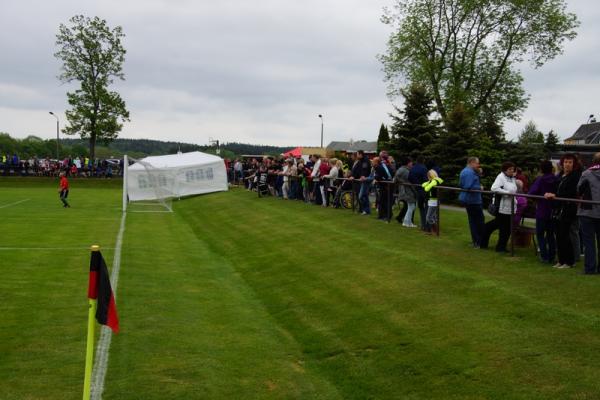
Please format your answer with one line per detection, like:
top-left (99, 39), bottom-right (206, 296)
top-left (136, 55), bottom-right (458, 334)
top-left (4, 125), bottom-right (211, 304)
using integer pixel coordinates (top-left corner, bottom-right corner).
top-left (83, 245), bottom-right (99, 400)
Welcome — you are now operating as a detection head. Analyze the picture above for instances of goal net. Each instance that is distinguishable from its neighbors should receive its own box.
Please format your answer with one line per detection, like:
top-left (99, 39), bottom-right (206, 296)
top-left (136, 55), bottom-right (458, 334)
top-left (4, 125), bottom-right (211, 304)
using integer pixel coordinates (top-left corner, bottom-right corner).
top-left (123, 155), bottom-right (175, 213)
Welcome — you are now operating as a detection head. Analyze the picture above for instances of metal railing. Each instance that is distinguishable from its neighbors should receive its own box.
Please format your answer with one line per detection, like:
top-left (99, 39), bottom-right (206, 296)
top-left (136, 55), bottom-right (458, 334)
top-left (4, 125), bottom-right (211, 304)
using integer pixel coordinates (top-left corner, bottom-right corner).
top-left (240, 171), bottom-right (600, 257)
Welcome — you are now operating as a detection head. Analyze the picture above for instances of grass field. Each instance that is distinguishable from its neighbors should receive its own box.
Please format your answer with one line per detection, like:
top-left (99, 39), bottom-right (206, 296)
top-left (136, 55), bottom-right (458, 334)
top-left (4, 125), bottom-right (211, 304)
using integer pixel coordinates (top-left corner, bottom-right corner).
top-left (3, 178), bottom-right (600, 399)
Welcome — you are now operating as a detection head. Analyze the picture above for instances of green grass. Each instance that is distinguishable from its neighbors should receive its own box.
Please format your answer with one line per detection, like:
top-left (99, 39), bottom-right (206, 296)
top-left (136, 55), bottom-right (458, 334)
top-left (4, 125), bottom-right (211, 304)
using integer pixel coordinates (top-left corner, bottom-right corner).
top-left (2, 180), bottom-right (600, 399)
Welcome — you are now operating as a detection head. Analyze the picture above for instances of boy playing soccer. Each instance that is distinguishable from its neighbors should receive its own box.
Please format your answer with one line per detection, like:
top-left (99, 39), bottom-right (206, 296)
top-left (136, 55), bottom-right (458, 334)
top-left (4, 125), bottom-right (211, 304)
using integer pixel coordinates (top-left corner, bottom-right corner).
top-left (59, 171), bottom-right (71, 208)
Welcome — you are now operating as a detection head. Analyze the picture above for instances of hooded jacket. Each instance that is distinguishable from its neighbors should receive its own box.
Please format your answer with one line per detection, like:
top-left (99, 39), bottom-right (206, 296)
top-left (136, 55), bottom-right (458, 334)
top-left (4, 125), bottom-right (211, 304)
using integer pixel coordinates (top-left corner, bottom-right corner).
top-left (577, 166), bottom-right (600, 218)
top-left (528, 173), bottom-right (560, 219)
top-left (394, 166), bottom-right (416, 202)
top-left (491, 172), bottom-right (517, 215)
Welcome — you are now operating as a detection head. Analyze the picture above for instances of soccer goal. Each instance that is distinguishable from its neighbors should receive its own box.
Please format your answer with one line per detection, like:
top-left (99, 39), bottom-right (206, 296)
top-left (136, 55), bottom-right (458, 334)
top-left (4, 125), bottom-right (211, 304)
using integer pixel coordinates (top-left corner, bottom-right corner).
top-left (123, 155), bottom-right (175, 213)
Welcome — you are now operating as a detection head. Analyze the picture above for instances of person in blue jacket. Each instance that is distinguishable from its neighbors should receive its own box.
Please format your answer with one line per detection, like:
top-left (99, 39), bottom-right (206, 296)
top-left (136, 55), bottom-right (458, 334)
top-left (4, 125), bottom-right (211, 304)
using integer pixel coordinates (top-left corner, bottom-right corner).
top-left (459, 157), bottom-right (484, 248)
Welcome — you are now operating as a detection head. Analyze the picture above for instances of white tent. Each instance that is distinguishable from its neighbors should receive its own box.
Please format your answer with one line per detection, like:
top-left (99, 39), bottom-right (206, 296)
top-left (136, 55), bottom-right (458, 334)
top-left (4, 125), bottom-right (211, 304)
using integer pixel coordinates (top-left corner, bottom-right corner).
top-left (126, 151), bottom-right (228, 202)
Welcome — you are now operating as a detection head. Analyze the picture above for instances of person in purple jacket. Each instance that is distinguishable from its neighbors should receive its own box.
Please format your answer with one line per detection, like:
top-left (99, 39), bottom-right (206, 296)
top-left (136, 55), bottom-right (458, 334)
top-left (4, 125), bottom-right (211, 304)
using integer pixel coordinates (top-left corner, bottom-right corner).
top-left (528, 160), bottom-right (560, 264)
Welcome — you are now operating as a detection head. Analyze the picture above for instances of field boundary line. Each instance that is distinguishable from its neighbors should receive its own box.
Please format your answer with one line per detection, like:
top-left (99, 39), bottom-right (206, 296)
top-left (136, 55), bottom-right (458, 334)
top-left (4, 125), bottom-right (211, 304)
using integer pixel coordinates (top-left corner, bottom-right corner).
top-left (0, 247), bottom-right (116, 251)
top-left (90, 211), bottom-right (126, 400)
top-left (0, 199), bottom-right (30, 209)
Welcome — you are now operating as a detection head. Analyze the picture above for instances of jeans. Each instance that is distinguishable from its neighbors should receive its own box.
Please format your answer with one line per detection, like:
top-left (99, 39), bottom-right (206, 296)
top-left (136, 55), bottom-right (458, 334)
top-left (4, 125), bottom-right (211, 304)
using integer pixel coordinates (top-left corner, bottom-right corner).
top-left (536, 218), bottom-right (556, 263)
top-left (359, 182), bottom-right (371, 214)
top-left (579, 216), bottom-right (600, 274)
top-left (465, 204), bottom-right (485, 246)
top-left (403, 202), bottom-right (416, 225)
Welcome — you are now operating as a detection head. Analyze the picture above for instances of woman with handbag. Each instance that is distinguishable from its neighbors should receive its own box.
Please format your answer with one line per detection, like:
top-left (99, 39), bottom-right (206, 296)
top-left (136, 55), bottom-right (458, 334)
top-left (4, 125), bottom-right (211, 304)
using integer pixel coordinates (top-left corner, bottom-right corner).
top-left (544, 154), bottom-right (582, 268)
top-left (480, 162), bottom-right (517, 252)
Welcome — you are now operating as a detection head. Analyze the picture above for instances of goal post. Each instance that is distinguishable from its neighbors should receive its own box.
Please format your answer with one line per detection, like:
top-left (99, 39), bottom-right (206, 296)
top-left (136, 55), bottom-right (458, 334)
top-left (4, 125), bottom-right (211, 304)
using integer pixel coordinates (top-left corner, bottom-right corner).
top-left (123, 155), bottom-right (175, 213)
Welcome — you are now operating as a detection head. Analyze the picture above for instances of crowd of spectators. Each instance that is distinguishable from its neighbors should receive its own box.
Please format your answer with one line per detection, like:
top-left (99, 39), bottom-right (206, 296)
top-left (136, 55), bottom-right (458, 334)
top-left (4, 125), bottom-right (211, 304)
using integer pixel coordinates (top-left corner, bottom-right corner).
top-left (231, 151), bottom-right (600, 275)
top-left (0, 154), bottom-right (123, 178)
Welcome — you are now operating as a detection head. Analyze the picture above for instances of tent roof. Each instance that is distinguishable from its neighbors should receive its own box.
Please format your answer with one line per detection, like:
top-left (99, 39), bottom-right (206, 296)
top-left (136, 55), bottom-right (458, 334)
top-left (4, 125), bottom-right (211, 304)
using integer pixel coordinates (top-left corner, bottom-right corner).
top-left (129, 151), bottom-right (223, 170)
top-left (283, 146), bottom-right (303, 157)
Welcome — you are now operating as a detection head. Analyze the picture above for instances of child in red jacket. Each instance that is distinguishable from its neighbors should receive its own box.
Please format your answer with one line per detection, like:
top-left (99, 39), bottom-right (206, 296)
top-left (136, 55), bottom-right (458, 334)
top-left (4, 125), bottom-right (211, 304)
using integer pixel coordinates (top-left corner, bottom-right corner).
top-left (59, 171), bottom-right (70, 208)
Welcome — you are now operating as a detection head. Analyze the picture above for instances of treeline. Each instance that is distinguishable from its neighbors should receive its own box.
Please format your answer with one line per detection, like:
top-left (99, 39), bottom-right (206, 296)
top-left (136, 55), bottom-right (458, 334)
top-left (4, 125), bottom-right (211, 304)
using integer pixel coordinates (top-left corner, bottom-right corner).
top-left (379, 84), bottom-right (563, 192)
top-left (0, 133), bottom-right (293, 160)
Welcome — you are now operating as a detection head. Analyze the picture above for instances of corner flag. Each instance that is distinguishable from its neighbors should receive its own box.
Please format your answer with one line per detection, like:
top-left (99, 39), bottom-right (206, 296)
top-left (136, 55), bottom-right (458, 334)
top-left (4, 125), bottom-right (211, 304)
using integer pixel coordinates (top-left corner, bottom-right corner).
top-left (88, 249), bottom-right (119, 333)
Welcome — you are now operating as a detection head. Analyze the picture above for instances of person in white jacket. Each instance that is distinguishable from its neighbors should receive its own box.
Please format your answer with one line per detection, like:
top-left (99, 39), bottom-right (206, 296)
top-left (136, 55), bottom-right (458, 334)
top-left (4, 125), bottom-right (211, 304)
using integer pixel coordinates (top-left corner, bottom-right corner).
top-left (322, 158), bottom-right (341, 206)
top-left (480, 161), bottom-right (517, 252)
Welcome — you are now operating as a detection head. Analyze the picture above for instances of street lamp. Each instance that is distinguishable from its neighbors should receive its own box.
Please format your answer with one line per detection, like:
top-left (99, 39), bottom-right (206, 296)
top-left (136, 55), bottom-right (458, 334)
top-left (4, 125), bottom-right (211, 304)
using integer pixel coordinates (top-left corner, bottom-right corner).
top-left (318, 114), bottom-right (323, 148)
top-left (49, 111), bottom-right (59, 160)
top-left (588, 114), bottom-right (596, 124)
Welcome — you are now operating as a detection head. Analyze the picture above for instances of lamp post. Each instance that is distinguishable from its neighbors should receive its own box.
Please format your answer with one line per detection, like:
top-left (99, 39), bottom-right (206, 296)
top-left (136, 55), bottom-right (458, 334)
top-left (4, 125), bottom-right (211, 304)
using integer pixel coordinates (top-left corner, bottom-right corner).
top-left (318, 114), bottom-right (323, 148)
top-left (49, 111), bottom-right (59, 160)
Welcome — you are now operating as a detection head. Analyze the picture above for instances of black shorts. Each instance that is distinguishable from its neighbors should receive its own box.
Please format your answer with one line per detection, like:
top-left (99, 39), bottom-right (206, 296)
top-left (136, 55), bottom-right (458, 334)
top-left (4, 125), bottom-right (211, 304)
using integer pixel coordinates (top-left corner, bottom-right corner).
top-left (60, 189), bottom-right (69, 199)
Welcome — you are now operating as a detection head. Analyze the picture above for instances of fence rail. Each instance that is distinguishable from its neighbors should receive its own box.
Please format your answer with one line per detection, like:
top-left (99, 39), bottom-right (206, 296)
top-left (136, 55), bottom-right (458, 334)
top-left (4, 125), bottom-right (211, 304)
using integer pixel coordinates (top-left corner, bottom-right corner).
top-left (239, 171), bottom-right (600, 257)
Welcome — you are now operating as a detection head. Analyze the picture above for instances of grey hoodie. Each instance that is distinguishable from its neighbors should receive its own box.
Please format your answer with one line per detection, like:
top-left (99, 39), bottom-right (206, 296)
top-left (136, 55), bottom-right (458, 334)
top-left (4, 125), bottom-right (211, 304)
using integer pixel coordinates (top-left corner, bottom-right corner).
top-left (577, 167), bottom-right (600, 218)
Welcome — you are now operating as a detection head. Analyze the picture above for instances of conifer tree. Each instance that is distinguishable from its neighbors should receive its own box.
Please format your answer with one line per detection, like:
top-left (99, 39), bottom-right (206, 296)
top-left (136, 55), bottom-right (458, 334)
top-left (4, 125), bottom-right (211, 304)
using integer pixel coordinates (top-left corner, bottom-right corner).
top-left (389, 83), bottom-right (438, 159)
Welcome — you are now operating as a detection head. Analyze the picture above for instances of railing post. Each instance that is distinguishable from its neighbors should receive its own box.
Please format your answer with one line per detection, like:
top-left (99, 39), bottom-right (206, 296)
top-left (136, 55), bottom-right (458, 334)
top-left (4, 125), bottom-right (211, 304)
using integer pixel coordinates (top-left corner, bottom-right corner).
top-left (436, 195), bottom-right (441, 237)
top-left (510, 193), bottom-right (515, 257)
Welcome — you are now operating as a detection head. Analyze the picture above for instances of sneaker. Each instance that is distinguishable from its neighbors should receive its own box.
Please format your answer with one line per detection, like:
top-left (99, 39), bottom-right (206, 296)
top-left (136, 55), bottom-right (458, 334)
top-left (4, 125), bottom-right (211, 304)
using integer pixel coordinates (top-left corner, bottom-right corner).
top-left (557, 264), bottom-right (573, 269)
top-left (552, 263), bottom-right (562, 268)
top-left (361, 211), bottom-right (368, 215)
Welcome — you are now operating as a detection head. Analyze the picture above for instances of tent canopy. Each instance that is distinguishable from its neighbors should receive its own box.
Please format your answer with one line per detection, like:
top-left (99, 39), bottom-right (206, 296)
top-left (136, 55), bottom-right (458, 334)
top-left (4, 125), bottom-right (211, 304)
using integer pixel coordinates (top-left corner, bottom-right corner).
top-left (282, 147), bottom-right (303, 158)
top-left (129, 151), bottom-right (223, 170)
top-left (127, 151), bottom-right (228, 201)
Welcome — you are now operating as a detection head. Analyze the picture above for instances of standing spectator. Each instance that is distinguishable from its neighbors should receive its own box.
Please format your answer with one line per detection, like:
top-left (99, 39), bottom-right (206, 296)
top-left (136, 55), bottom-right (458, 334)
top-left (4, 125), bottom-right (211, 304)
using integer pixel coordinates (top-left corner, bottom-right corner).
top-left (422, 169), bottom-right (444, 234)
top-left (577, 152), bottom-right (600, 274)
top-left (480, 162), bottom-right (517, 252)
top-left (459, 157), bottom-right (485, 248)
top-left (373, 156), bottom-right (394, 220)
top-left (394, 157), bottom-right (416, 226)
top-left (544, 154), bottom-right (582, 268)
top-left (513, 180), bottom-right (528, 225)
top-left (310, 155), bottom-right (322, 205)
top-left (528, 160), bottom-right (559, 264)
top-left (354, 150), bottom-right (372, 215)
top-left (234, 159), bottom-right (243, 184)
top-left (281, 158), bottom-right (295, 200)
top-left (318, 158), bottom-right (332, 206)
top-left (322, 158), bottom-right (340, 206)
top-left (409, 156), bottom-right (428, 229)
top-left (58, 171), bottom-right (71, 208)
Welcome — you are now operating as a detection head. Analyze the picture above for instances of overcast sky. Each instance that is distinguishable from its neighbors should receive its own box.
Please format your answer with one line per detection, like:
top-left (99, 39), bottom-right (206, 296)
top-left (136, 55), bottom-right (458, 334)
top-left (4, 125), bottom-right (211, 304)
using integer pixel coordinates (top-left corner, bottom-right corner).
top-left (0, 0), bottom-right (597, 147)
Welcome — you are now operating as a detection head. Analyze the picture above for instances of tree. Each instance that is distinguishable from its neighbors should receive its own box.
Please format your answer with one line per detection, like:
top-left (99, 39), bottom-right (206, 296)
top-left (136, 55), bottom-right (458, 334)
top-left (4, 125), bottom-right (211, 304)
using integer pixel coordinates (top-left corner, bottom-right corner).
top-left (377, 123), bottom-right (390, 152)
top-left (544, 129), bottom-right (560, 154)
top-left (428, 102), bottom-right (473, 186)
top-left (389, 83), bottom-right (439, 159)
top-left (518, 121), bottom-right (544, 144)
top-left (380, 0), bottom-right (579, 128)
top-left (55, 15), bottom-right (130, 160)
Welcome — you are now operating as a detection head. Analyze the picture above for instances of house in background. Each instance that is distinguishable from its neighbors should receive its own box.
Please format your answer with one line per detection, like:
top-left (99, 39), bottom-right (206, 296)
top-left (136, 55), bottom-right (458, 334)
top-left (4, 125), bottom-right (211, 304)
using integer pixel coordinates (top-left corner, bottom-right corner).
top-left (564, 122), bottom-right (600, 144)
top-left (326, 140), bottom-right (377, 158)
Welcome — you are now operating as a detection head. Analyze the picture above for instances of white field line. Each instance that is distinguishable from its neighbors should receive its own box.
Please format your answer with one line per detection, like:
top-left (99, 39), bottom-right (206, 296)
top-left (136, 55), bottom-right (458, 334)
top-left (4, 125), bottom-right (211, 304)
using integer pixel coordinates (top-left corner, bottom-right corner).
top-left (90, 212), bottom-right (126, 400)
top-left (0, 247), bottom-right (116, 251)
top-left (0, 199), bottom-right (30, 209)
top-left (128, 210), bottom-right (173, 213)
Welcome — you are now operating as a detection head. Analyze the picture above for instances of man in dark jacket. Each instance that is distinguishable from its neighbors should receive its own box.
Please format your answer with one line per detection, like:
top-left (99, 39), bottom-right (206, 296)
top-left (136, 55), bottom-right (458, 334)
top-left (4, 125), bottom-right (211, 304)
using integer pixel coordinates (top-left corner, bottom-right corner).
top-left (352, 150), bottom-right (372, 215)
top-left (459, 157), bottom-right (484, 248)
top-left (578, 152), bottom-right (600, 274)
top-left (529, 160), bottom-right (560, 264)
top-left (373, 157), bottom-right (393, 221)
top-left (409, 156), bottom-right (428, 229)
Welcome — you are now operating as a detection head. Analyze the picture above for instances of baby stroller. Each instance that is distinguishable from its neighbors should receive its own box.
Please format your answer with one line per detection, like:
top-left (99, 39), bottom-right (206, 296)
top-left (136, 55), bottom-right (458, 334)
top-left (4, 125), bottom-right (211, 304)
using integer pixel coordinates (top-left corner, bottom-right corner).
top-left (257, 171), bottom-right (270, 197)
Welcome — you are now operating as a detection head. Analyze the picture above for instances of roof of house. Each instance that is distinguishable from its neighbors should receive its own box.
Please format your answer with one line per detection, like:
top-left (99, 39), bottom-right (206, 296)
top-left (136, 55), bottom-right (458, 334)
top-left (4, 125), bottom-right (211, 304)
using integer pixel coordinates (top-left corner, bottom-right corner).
top-left (326, 141), bottom-right (351, 151)
top-left (566, 122), bottom-right (600, 142)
